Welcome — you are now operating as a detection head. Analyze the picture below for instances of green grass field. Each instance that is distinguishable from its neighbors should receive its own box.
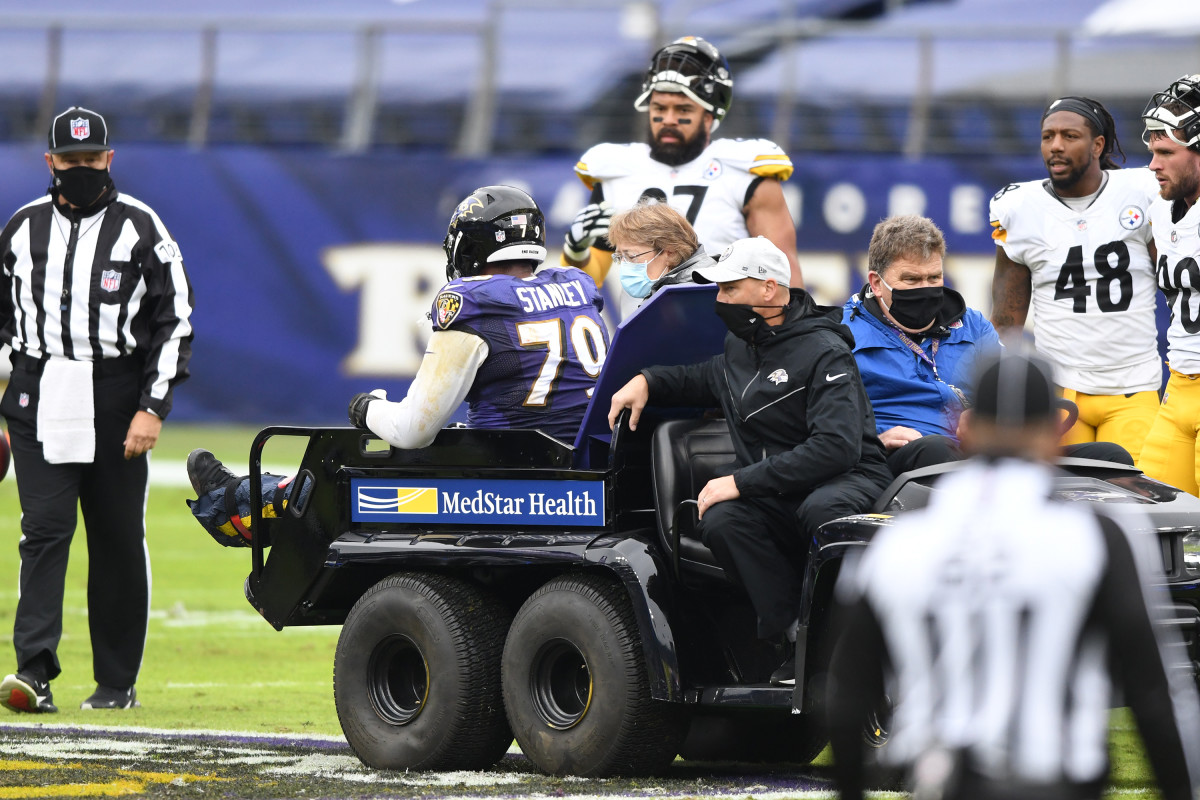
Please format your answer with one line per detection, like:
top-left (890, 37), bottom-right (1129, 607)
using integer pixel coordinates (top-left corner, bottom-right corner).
top-left (0, 423), bottom-right (342, 735)
top-left (0, 423), bottom-right (1164, 797)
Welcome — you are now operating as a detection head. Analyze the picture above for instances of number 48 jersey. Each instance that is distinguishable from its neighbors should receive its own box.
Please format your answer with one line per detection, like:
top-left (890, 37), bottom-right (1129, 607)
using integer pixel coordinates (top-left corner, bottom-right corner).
top-left (989, 168), bottom-right (1161, 394)
top-left (431, 266), bottom-right (610, 442)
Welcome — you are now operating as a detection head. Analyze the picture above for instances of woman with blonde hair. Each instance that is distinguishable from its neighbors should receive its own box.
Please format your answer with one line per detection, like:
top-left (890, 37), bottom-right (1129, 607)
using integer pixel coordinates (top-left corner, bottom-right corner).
top-left (607, 200), bottom-right (716, 314)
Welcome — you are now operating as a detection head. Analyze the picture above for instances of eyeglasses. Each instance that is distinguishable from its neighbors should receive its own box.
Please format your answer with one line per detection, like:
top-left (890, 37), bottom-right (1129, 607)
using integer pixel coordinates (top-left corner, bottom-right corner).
top-left (611, 248), bottom-right (658, 266)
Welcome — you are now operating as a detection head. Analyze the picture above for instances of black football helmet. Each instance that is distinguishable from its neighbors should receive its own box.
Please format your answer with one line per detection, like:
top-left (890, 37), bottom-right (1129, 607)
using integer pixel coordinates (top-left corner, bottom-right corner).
top-left (443, 185), bottom-right (547, 281)
top-left (634, 36), bottom-right (734, 127)
top-left (1143, 73), bottom-right (1200, 150)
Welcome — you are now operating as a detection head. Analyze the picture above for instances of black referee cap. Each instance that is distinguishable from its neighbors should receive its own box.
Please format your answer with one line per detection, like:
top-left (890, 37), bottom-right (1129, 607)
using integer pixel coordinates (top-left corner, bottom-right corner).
top-left (48, 107), bottom-right (111, 154)
top-left (972, 351), bottom-right (1057, 427)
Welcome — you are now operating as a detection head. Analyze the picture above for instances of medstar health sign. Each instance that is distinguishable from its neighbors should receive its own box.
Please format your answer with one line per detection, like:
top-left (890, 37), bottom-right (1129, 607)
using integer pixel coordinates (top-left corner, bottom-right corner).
top-left (351, 478), bottom-right (605, 526)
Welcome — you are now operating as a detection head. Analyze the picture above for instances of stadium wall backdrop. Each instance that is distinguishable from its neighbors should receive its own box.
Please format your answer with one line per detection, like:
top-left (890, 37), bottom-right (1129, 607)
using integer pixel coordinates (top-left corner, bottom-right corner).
top-left (0, 144), bottom-right (1167, 424)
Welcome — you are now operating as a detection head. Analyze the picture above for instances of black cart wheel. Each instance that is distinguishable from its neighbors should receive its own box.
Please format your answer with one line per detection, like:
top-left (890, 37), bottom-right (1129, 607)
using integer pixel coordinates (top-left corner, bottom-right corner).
top-left (502, 572), bottom-right (685, 776)
top-left (334, 572), bottom-right (512, 771)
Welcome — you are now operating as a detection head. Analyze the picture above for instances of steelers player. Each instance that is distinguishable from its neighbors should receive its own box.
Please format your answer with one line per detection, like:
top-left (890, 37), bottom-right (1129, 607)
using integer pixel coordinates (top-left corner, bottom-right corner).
top-left (1139, 75), bottom-right (1200, 495)
top-left (989, 96), bottom-right (1161, 462)
top-left (563, 36), bottom-right (800, 317)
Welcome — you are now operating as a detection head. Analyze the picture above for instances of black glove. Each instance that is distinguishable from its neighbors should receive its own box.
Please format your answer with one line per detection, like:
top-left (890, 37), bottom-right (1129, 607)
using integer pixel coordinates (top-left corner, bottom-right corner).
top-left (348, 389), bottom-right (386, 429)
top-left (563, 201), bottom-right (613, 260)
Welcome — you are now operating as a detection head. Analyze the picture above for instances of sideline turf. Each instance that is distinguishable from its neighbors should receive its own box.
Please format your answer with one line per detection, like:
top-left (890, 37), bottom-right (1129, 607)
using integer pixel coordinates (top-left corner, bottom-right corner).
top-left (0, 424), bottom-right (1165, 795)
top-left (0, 423), bottom-right (340, 734)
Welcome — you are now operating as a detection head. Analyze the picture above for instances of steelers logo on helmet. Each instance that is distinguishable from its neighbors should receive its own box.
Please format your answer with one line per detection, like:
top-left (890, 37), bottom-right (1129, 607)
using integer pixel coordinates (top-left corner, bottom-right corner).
top-left (442, 185), bottom-right (548, 281)
top-left (1142, 73), bottom-right (1200, 150)
top-left (634, 35), bottom-right (734, 128)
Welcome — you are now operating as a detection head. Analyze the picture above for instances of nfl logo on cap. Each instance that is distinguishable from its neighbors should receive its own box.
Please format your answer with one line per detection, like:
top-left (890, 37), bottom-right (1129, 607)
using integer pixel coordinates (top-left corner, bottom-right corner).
top-left (49, 106), bottom-right (110, 154)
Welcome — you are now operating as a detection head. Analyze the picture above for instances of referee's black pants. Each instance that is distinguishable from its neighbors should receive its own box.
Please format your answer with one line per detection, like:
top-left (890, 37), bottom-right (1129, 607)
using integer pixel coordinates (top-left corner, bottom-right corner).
top-left (697, 471), bottom-right (884, 639)
top-left (1, 361), bottom-right (150, 689)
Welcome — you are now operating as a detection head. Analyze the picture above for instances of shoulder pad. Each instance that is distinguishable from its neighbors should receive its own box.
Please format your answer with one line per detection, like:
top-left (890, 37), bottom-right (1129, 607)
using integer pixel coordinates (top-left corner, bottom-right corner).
top-left (708, 138), bottom-right (793, 181)
top-left (574, 143), bottom-right (647, 188)
top-left (1111, 166), bottom-right (1160, 201)
top-left (431, 275), bottom-right (499, 330)
top-left (431, 287), bottom-right (468, 330)
top-left (990, 182), bottom-right (1024, 203)
top-left (988, 179), bottom-right (1038, 241)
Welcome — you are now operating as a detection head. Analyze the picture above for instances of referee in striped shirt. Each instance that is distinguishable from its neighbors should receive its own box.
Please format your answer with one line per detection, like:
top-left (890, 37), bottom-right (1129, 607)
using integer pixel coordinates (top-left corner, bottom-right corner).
top-left (827, 351), bottom-right (1200, 800)
top-left (0, 107), bottom-right (194, 713)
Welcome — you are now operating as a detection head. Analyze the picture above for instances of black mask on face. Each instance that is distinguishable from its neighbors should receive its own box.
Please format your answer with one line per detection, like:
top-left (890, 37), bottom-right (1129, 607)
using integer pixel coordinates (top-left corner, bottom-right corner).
top-left (882, 284), bottom-right (944, 331)
top-left (714, 301), bottom-right (786, 343)
top-left (52, 166), bottom-right (114, 211)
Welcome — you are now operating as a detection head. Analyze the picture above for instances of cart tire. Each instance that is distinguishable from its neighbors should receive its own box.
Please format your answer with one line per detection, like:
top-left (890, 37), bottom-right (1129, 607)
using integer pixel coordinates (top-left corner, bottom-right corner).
top-left (502, 572), bottom-right (685, 776)
top-left (334, 572), bottom-right (512, 771)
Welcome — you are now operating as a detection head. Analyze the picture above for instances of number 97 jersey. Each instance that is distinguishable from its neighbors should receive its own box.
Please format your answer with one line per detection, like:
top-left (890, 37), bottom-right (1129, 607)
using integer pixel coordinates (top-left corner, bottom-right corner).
top-left (574, 138), bottom-right (793, 251)
top-left (989, 168), bottom-right (1161, 394)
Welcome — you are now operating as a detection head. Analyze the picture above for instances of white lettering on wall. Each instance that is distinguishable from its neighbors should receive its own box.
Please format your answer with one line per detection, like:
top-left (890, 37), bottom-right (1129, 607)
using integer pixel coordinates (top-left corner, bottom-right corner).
top-left (944, 254), bottom-right (996, 315)
top-left (823, 182), bottom-right (867, 234)
top-left (950, 185), bottom-right (986, 234)
top-left (888, 184), bottom-right (927, 217)
top-left (322, 243), bottom-right (446, 376)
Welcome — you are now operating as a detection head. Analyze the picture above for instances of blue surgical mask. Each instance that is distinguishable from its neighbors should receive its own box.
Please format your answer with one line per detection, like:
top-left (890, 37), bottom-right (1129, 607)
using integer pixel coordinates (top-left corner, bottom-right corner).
top-left (618, 251), bottom-right (661, 298)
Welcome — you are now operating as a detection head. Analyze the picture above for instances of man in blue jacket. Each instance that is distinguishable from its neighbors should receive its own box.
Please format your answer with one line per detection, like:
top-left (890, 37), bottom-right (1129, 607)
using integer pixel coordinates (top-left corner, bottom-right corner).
top-left (844, 215), bottom-right (1131, 476)
top-left (842, 215), bottom-right (1001, 476)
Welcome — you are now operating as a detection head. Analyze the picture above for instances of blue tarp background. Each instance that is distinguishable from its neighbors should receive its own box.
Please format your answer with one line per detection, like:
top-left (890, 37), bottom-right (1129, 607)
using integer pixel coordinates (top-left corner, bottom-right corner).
top-left (2, 143), bottom-right (1106, 423)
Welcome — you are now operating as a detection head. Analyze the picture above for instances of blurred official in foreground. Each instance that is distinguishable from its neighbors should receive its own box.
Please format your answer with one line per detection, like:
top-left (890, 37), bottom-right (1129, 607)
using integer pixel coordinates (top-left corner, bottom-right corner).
top-left (0, 106), bottom-right (194, 713)
top-left (827, 351), bottom-right (1200, 800)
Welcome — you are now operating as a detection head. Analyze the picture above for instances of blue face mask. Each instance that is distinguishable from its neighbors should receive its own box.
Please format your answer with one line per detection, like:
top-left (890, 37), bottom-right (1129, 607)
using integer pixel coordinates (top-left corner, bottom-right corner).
top-left (618, 251), bottom-right (661, 298)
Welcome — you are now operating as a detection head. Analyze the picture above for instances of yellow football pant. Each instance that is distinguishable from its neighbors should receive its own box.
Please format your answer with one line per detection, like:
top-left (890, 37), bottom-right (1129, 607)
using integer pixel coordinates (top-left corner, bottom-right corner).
top-left (1137, 370), bottom-right (1200, 497)
top-left (1059, 388), bottom-right (1161, 465)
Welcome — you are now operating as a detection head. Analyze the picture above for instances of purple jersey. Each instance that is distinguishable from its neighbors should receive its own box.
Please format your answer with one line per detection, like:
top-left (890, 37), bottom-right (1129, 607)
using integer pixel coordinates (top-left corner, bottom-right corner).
top-left (431, 267), bottom-right (609, 441)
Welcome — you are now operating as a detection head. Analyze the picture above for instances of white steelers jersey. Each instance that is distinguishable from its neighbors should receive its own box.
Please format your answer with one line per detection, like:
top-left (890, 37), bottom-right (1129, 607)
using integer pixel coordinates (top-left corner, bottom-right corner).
top-left (575, 138), bottom-right (793, 316)
top-left (1150, 195), bottom-right (1200, 375)
top-left (989, 168), bottom-right (1161, 394)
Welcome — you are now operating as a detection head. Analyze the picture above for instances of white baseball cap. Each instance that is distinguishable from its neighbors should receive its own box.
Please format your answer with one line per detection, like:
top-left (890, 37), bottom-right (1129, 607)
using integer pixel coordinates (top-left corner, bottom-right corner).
top-left (692, 236), bottom-right (790, 288)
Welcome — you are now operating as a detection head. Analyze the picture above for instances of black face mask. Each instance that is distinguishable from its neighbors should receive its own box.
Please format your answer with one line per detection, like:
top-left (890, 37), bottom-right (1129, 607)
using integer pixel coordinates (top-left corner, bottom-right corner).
top-left (714, 301), bottom-right (786, 344)
top-left (52, 166), bottom-right (114, 211)
top-left (883, 285), bottom-right (944, 331)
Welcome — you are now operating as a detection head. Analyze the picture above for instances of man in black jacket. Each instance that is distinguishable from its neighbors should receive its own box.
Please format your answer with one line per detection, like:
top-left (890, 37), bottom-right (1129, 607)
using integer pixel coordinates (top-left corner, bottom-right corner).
top-left (608, 236), bottom-right (891, 684)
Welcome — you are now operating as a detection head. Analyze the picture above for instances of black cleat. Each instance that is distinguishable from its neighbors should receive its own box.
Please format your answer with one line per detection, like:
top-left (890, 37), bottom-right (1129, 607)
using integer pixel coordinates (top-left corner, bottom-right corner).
top-left (80, 685), bottom-right (139, 710)
top-left (187, 449), bottom-right (238, 497)
top-left (1, 672), bottom-right (57, 713)
top-left (769, 654), bottom-right (797, 686)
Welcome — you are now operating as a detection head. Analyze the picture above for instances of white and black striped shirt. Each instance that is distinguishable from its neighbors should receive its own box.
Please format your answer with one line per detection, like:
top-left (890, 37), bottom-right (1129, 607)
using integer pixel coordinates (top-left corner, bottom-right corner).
top-left (828, 459), bottom-right (1200, 800)
top-left (0, 191), bottom-right (194, 417)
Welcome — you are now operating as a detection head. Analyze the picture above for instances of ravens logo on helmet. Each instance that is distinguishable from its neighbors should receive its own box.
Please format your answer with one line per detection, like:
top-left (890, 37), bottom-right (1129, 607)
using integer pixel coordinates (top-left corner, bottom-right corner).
top-left (442, 186), bottom-right (547, 281)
